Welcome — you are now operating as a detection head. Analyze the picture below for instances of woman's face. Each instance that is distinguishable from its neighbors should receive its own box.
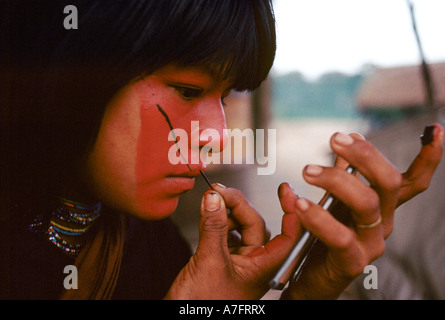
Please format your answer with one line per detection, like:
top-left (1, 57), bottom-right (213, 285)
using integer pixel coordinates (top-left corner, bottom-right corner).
top-left (86, 64), bottom-right (231, 219)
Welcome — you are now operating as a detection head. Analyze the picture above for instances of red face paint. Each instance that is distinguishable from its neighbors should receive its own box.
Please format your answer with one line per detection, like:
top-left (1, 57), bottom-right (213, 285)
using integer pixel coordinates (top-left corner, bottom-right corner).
top-left (134, 82), bottom-right (198, 219)
top-left (88, 64), bottom-right (229, 220)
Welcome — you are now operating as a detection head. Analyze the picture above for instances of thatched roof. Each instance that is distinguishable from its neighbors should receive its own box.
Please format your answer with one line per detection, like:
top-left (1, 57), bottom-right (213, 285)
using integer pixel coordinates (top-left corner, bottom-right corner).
top-left (356, 62), bottom-right (445, 110)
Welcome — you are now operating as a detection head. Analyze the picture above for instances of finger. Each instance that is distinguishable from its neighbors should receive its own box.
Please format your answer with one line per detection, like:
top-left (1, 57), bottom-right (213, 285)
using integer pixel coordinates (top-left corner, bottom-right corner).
top-left (294, 198), bottom-right (352, 248)
top-left (277, 182), bottom-right (298, 213)
top-left (277, 182), bottom-right (302, 237)
top-left (239, 184), bottom-right (302, 273)
top-left (293, 198), bottom-right (364, 261)
top-left (244, 209), bottom-right (301, 275)
top-left (333, 154), bottom-right (349, 170)
top-left (212, 183), bottom-right (269, 246)
top-left (399, 124), bottom-right (444, 205)
top-left (227, 230), bottom-right (242, 252)
top-left (196, 190), bottom-right (230, 266)
top-left (302, 165), bottom-right (381, 232)
top-left (330, 132), bottom-right (401, 221)
top-left (333, 133), bottom-right (365, 175)
top-left (330, 133), bottom-right (401, 192)
top-left (294, 198), bottom-right (385, 271)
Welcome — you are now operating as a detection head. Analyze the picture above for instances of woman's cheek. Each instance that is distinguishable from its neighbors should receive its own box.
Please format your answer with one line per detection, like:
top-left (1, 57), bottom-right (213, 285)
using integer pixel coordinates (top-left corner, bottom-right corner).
top-left (132, 80), bottom-right (199, 219)
top-left (133, 91), bottom-right (181, 218)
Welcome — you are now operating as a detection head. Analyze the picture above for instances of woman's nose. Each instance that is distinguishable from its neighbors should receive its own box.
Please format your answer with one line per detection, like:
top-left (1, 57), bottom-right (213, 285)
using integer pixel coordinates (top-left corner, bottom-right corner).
top-left (190, 102), bottom-right (228, 153)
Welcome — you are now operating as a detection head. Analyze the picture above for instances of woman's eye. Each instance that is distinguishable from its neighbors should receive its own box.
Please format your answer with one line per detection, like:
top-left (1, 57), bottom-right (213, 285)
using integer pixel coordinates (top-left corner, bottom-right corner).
top-left (173, 86), bottom-right (203, 101)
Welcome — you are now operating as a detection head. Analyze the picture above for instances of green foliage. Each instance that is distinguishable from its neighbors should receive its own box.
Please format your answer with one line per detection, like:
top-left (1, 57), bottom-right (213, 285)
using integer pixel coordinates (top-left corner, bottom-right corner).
top-left (271, 71), bottom-right (364, 118)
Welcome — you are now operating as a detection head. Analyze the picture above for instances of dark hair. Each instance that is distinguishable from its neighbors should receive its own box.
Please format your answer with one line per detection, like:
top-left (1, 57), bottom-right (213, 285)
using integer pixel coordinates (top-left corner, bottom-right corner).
top-left (0, 0), bottom-right (276, 214)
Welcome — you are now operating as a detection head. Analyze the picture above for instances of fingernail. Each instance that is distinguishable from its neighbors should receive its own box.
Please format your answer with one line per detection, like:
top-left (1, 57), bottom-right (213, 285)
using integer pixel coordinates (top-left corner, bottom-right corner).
top-left (421, 125), bottom-right (435, 146)
top-left (333, 132), bottom-right (354, 146)
top-left (296, 198), bottom-right (310, 212)
top-left (305, 165), bottom-right (323, 176)
top-left (204, 192), bottom-right (221, 212)
top-left (214, 183), bottom-right (226, 189)
top-left (288, 183), bottom-right (297, 195)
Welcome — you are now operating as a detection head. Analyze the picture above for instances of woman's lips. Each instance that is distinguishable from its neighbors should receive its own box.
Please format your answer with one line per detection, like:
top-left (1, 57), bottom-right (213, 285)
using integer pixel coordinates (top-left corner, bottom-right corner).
top-left (164, 175), bottom-right (196, 194)
top-left (164, 168), bottom-right (204, 194)
top-left (138, 167), bottom-right (206, 197)
top-left (166, 176), bottom-right (195, 189)
top-left (170, 168), bottom-right (203, 178)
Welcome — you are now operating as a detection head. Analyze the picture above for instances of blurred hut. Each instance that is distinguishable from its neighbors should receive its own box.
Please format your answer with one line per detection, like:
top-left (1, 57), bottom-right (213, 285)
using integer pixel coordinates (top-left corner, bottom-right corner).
top-left (356, 62), bottom-right (445, 128)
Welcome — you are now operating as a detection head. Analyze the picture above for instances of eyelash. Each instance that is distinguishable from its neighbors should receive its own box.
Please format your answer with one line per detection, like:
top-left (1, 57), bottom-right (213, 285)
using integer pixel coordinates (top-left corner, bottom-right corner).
top-left (172, 85), bottom-right (228, 106)
top-left (174, 86), bottom-right (203, 101)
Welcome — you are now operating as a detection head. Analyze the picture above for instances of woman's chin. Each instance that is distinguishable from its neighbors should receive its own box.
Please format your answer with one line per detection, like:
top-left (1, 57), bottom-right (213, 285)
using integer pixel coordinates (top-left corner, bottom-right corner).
top-left (129, 197), bottom-right (180, 220)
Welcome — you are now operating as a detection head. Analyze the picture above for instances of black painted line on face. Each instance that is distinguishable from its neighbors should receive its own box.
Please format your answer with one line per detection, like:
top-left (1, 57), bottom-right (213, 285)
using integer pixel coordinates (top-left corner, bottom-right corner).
top-left (156, 104), bottom-right (214, 190)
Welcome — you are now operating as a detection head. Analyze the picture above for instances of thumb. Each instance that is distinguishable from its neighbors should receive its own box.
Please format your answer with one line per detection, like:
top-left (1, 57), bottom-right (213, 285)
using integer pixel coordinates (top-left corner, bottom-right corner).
top-left (399, 124), bottom-right (443, 205)
top-left (196, 190), bottom-right (230, 266)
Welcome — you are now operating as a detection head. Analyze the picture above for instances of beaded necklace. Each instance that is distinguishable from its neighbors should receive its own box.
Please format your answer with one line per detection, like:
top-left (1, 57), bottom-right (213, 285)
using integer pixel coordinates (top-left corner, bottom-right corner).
top-left (29, 198), bottom-right (102, 257)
